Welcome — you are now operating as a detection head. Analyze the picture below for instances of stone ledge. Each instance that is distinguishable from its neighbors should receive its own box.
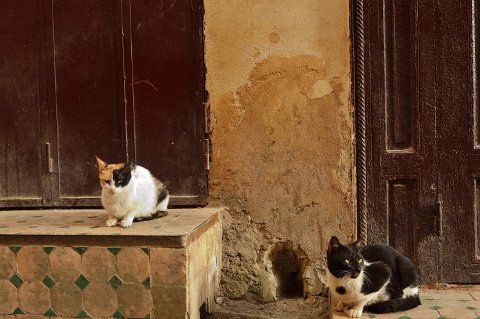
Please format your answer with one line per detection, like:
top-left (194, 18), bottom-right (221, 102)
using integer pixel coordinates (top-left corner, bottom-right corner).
top-left (0, 208), bottom-right (223, 319)
top-left (0, 208), bottom-right (221, 247)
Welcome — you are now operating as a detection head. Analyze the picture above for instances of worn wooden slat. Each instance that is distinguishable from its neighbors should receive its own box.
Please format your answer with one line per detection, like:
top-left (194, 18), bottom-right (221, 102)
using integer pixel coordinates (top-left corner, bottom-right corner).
top-left (0, 0), bottom-right (45, 202)
top-left (52, 0), bottom-right (126, 205)
top-left (128, 0), bottom-right (207, 205)
top-left (435, 0), bottom-right (480, 283)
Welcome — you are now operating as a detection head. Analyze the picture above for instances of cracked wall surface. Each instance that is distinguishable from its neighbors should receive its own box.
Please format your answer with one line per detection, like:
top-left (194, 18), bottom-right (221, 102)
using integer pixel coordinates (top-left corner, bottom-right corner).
top-left (204, 0), bottom-right (354, 301)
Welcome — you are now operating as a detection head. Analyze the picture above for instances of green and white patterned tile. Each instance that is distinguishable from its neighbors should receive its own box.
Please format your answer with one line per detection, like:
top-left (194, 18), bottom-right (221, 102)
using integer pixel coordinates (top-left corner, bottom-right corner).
top-left (10, 274), bottom-right (23, 288)
top-left (77, 310), bottom-right (92, 318)
top-left (109, 275), bottom-right (123, 291)
top-left (75, 274), bottom-right (90, 290)
top-left (12, 307), bottom-right (26, 315)
top-left (44, 308), bottom-right (58, 317)
top-left (42, 275), bottom-right (56, 288)
top-left (107, 247), bottom-right (122, 256)
top-left (143, 277), bottom-right (151, 289)
top-left (9, 245), bottom-right (21, 254)
top-left (73, 246), bottom-right (88, 255)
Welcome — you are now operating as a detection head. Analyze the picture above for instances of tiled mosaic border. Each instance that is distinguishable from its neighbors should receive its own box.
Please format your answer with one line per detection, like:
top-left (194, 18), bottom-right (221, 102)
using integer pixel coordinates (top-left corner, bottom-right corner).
top-left (0, 245), bottom-right (187, 318)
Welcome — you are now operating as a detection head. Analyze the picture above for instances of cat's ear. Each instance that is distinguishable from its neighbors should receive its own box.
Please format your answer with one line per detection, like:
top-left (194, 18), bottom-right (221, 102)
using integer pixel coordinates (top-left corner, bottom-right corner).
top-left (125, 160), bottom-right (135, 170)
top-left (328, 236), bottom-right (341, 253)
top-left (95, 156), bottom-right (107, 171)
top-left (351, 239), bottom-right (364, 250)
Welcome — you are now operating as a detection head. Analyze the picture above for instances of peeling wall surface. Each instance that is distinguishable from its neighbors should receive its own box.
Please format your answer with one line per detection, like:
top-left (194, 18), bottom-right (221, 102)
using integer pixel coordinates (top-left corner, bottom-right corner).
top-left (204, 0), bottom-right (354, 301)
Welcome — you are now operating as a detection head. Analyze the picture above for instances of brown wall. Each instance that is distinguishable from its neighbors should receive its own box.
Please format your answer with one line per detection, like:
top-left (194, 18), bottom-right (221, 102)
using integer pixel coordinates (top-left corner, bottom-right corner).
top-left (204, 0), bottom-right (354, 301)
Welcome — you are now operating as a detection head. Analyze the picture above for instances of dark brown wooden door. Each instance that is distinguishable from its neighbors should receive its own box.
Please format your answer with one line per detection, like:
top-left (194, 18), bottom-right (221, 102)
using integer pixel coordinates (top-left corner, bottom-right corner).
top-left (0, 0), bottom-right (206, 208)
top-left (52, 0), bottom-right (127, 207)
top-left (357, 0), bottom-right (480, 283)
top-left (0, 0), bottom-right (48, 207)
top-left (127, 0), bottom-right (207, 206)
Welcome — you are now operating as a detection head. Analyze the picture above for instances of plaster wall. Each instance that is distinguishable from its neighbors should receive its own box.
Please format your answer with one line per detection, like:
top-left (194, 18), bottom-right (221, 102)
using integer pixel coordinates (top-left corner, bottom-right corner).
top-left (204, 0), bottom-right (354, 301)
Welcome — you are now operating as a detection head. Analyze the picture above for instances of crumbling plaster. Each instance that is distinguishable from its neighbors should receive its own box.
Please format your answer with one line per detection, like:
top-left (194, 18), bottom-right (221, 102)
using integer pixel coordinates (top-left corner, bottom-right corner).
top-left (204, 0), bottom-right (355, 301)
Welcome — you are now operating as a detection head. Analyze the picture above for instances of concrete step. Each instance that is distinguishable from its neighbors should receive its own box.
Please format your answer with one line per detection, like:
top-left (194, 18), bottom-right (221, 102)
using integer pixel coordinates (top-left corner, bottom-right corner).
top-left (0, 208), bottom-right (223, 319)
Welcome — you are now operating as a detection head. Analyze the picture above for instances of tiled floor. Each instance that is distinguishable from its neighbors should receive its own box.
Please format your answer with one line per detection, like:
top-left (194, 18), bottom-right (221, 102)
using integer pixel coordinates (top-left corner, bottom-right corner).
top-left (331, 286), bottom-right (480, 319)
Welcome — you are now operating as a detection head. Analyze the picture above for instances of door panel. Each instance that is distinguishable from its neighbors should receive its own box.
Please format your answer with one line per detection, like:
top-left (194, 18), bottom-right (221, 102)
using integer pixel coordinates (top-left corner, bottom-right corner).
top-left (436, 1), bottom-right (479, 282)
top-left (52, 0), bottom-right (126, 205)
top-left (387, 179), bottom-right (417, 260)
top-left (386, 0), bottom-right (415, 150)
top-left (0, 0), bottom-right (46, 207)
top-left (129, 0), bottom-right (207, 205)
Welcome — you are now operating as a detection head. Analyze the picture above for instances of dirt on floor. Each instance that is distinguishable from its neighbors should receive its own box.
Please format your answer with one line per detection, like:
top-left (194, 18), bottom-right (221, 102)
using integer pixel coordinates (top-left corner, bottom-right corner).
top-left (206, 296), bottom-right (329, 319)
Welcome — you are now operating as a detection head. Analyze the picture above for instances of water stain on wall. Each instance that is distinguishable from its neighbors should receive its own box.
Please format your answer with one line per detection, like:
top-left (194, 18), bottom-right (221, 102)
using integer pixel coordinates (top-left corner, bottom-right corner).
top-left (209, 55), bottom-right (354, 300)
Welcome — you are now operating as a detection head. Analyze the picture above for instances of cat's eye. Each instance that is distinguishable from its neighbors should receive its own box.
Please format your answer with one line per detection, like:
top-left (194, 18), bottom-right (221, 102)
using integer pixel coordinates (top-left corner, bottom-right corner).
top-left (344, 258), bottom-right (350, 264)
top-left (104, 180), bottom-right (110, 184)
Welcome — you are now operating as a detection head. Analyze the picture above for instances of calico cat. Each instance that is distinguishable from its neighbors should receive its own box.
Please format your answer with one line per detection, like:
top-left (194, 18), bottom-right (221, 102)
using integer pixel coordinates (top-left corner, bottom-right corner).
top-left (326, 236), bottom-right (420, 318)
top-left (95, 156), bottom-right (169, 228)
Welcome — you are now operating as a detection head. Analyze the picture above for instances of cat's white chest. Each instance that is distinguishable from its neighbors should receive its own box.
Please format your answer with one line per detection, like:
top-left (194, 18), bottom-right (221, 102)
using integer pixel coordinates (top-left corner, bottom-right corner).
top-left (101, 167), bottom-right (158, 219)
top-left (101, 186), bottom-right (137, 217)
top-left (327, 269), bottom-right (364, 305)
top-left (327, 269), bottom-right (390, 309)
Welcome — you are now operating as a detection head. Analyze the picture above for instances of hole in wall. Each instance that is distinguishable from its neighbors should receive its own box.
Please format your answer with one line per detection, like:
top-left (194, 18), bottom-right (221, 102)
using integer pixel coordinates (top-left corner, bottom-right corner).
top-left (269, 242), bottom-right (309, 298)
top-left (199, 303), bottom-right (208, 319)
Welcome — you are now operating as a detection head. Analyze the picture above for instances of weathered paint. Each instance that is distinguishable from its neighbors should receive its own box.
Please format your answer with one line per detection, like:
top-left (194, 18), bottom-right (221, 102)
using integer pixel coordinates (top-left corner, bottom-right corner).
top-left (362, 1), bottom-right (480, 284)
top-left (204, 0), bottom-right (354, 300)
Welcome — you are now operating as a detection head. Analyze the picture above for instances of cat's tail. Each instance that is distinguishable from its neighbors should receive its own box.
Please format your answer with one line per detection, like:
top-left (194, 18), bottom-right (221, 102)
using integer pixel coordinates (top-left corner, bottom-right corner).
top-left (364, 295), bottom-right (421, 314)
top-left (133, 211), bottom-right (168, 222)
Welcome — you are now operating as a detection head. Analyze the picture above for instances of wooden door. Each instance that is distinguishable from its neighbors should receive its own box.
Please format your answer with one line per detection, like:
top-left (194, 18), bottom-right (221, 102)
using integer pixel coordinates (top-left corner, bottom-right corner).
top-left (0, 0), bottom-right (48, 207)
top-left (126, 0), bottom-right (207, 206)
top-left (355, 0), bottom-right (480, 283)
top-left (0, 0), bottom-right (207, 208)
top-left (52, 0), bottom-right (127, 207)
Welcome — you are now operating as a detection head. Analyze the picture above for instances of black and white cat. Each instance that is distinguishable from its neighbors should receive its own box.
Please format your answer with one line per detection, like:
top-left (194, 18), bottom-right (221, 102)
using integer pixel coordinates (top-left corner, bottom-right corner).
top-left (326, 236), bottom-right (421, 318)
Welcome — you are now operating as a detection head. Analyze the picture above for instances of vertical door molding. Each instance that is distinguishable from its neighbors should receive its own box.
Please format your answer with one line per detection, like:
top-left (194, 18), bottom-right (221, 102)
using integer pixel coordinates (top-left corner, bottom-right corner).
top-left (351, 0), bottom-right (368, 244)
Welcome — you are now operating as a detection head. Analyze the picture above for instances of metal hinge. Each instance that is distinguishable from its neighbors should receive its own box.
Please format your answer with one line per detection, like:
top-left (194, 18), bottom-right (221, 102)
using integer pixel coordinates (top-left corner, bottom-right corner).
top-left (46, 143), bottom-right (53, 173)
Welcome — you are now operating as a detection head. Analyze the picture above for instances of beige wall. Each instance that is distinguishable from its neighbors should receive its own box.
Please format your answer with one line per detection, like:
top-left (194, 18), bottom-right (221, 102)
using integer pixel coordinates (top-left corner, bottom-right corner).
top-left (204, 0), bottom-right (354, 301)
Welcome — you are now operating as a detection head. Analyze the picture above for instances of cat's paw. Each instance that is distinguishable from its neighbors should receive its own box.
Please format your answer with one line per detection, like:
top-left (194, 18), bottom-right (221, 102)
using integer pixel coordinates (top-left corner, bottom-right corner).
top-left (120, 219), bottom-right (133, 228)
top-left (106, 218), bottom-right (118, 227)
top-left (344, 308), bottom-right (363, 318)
top-left (334, 301), bottom-right (345, 312)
